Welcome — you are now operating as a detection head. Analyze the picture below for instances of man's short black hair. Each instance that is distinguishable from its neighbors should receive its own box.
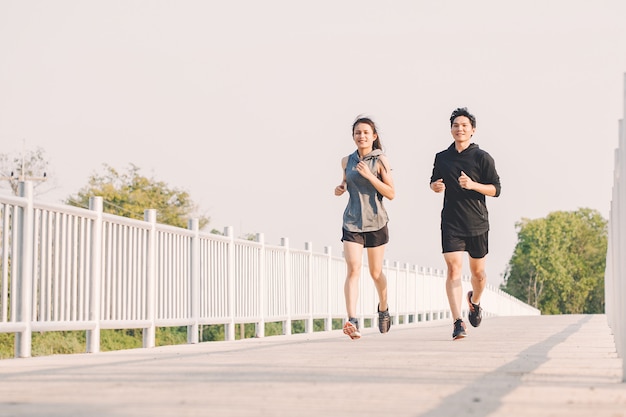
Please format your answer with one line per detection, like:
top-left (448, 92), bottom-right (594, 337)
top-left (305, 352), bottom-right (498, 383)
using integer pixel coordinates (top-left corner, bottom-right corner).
top-left (450, 107), bottom-right (476, 128)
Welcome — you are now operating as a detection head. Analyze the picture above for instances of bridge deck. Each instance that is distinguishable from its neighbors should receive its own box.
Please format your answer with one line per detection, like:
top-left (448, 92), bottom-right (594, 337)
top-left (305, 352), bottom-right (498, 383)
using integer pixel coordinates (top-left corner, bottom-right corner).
top-left (0, 314), bottom-right (624, 417)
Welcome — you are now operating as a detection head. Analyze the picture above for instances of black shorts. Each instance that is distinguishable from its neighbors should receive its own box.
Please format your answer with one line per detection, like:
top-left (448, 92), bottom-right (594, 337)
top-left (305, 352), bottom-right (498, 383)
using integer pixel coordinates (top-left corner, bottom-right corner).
top-left (442, 230), bottom-right (488, 259)
top-left (341, 224), bottom-right (389, 248)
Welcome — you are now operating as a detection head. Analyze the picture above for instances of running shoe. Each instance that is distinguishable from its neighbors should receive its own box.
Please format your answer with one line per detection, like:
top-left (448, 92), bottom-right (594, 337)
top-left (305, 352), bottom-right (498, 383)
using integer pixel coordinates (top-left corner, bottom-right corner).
top-left (452, 318), bottom-right (467, 340)
top-left (343, 317), bottom-right (361, 340)
top-left (467, 290), bottom-right (483, 328)
top-left (377, 304), bottom-right (391, 333)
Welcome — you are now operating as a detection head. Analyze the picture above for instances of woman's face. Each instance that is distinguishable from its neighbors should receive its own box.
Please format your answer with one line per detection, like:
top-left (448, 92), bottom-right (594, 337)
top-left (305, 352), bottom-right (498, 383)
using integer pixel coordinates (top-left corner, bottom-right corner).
top-left (352, 122), bottom-right (377, 150)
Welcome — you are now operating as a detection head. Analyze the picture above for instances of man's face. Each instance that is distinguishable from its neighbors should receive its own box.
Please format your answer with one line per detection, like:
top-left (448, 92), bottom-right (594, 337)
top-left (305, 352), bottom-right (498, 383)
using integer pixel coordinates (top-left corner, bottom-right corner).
top-left (451, 116), bottom-right (475, 142)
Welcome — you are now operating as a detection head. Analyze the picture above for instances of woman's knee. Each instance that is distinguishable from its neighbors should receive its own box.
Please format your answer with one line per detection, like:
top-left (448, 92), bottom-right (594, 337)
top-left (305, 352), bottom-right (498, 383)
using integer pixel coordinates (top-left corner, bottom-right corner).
top-left (346, 264), bottom-right (361, 279)
top-left (369, 269), bottom-right (385, 281)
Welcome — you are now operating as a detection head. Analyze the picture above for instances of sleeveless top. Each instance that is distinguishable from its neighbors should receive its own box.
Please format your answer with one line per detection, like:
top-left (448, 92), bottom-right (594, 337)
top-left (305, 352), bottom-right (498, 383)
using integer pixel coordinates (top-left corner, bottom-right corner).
top-left (342, 149), bottom-right (389, 232)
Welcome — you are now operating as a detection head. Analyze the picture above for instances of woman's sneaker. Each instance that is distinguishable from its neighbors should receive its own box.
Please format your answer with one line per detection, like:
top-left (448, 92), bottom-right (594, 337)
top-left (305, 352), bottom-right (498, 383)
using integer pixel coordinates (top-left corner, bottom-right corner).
top-left (452, 318), bottom-right (467, 340)
top-left (467, 291), bottom-right (483, 327)
top-left (343, 317), bottom-right (361, 340)
top-left (377, 304), bottom-right (391, 333)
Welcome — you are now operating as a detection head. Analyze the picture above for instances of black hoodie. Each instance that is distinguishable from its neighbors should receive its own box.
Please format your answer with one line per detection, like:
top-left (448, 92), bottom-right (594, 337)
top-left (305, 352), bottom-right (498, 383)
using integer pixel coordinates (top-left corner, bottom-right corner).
top-left (430, 143), bottom-right (501, 236)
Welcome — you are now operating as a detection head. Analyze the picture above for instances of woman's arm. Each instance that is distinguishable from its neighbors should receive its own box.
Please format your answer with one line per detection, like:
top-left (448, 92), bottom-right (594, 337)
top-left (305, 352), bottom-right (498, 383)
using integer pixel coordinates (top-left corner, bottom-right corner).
top-left (334, 156), bottom-right (348, 196)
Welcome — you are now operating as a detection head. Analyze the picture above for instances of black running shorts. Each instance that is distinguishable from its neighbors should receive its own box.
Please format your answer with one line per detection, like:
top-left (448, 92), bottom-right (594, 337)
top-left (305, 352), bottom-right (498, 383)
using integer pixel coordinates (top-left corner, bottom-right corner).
top-left (341, 224), bottom-right (389, 248)
top-left (441, 230), bottom-right (488, 259)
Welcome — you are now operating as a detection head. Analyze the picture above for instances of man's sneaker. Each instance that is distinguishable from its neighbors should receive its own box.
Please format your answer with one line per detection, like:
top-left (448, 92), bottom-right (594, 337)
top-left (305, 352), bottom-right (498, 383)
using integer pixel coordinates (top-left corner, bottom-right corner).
top-left (343, 317), bottom-right (361, 340)
top-left (467, 290), bottom-right (483, 328)
top-left (452, 318), bottom-right (467, 340)
top-left (377, 304), bottom-right (391, 333)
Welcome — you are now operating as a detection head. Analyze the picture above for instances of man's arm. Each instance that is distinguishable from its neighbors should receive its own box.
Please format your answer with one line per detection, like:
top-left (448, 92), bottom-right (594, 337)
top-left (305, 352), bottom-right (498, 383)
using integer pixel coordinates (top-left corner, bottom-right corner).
top-left (458, 171), bottom-right (497, 197)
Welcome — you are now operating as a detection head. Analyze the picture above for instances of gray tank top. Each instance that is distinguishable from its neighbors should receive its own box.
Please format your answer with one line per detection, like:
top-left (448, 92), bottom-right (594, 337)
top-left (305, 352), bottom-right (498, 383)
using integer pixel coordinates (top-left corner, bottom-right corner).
top-left (342, 149), bottom-right (389, 232)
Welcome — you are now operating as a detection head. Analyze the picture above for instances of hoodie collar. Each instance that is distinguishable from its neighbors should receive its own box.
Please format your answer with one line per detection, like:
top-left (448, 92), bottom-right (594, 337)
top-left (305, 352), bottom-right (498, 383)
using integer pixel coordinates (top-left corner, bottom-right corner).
top-left (355, 149), bottom-right (383, 161)
top-left (448, 142), bottom-right (478, 154)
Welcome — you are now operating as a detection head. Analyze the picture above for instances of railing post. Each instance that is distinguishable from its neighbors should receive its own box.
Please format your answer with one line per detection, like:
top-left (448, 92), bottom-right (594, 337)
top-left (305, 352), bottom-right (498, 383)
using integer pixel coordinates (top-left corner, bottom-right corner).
top-left (224, 226), bottom-right (235, 341)
top-left (324, 246), bottom-right (332, 331)
top-left (413, 265), bottom-right (427, 321)
top-left (86, 196), bottom-right (103, 353)
top-left (410, 264), bottom-right (416, 322)
top-left (403, 262), bottom-right (410, 324)
top-left (255, 233), bottom-right (265, 338)
top-left (281, 237), bottom-right (291, 335)
top-left (143, 209), bottom-right (157, 348)
top-left (413, 264), bottom-right (426, 321)
top-left (615, 164), bottom-right (625, 361)
top-left (305, 242), bottom-right (313, 334)
top-left (188, 218), bottom-right (199, 344)
top-left (617, 101), bottom-right (626, 379)
top-left (15, 181), bottom-right (33, 358)
top-left (424, 267), bottom-right (433, 321)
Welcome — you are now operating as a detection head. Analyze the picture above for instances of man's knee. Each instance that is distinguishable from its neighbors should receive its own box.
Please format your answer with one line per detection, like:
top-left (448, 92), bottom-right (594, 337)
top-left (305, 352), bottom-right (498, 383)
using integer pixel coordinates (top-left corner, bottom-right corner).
top-left (471, 269), bottom-right (486, 282)
top-left (446, 267), bottom-right (463, 283)
top-left (445, 261), bottom-right (463, 276)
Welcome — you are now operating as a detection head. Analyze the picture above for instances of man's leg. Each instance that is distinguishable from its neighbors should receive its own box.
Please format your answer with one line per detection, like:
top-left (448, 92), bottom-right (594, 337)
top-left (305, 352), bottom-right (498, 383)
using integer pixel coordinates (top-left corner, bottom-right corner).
top-left (443, 251), bottom-right (464, 320)
top-left (468, 256), bottom-right (487, 304)
top-left (467, 256), bottom-right (487, 328)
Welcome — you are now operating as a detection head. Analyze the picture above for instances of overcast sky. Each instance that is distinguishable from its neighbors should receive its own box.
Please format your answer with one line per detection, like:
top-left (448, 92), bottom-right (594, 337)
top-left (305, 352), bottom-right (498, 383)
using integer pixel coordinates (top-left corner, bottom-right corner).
top-left (1, 0), bottom-right (625, 285)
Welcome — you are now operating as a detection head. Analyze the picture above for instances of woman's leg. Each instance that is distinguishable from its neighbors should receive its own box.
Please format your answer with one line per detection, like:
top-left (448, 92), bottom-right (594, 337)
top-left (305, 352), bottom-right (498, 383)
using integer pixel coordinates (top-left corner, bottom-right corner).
top-left (367, 245), bottom-right (388, 311)
top-left (343, 240), bottom-right (363, 318)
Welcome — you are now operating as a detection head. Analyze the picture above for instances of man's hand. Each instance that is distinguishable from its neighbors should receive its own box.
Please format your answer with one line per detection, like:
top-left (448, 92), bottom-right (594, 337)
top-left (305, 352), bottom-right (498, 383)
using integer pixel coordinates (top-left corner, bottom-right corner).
top-left (459, 171), bottom-right (474, 190)
top-left (431, 178), bottom-right (445, 193)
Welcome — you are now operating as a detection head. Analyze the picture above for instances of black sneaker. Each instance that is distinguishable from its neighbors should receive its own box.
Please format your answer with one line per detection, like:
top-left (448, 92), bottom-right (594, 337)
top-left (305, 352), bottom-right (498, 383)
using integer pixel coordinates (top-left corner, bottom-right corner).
top-left (467, 291), bottom-right (482, 328)
top-left (343, 317), bottom-right (361, 340)
top-left (452, 318), bottom-right (467, 340)
top-left (377, 304), bottom-right (391, 333)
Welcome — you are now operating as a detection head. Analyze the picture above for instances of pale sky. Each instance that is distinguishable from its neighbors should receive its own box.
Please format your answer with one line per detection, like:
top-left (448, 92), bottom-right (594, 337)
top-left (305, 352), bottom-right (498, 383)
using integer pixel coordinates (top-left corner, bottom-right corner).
top-left (1, 0), bottom-right (625, 285)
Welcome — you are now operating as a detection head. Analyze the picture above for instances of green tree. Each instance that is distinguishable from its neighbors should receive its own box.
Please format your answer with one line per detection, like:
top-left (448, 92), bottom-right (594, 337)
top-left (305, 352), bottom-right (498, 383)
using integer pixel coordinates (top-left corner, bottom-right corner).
top-left (65, 163), bottom-right (210, 229)
top-left (501, 208), bottom-right (607, 314)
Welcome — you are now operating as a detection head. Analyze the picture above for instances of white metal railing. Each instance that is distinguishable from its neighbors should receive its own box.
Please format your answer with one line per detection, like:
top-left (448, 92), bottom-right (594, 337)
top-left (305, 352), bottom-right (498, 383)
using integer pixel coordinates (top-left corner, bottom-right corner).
top-left (606, 72), bottom-right (626, 381)
top-left (0, 181), bottom-right (539, 358)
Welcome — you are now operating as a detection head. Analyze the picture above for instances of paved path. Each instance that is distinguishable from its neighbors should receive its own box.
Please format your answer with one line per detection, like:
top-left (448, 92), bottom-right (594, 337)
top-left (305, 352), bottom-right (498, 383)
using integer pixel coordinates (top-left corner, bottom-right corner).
top-left (0, 314), bottom-right (624, 417)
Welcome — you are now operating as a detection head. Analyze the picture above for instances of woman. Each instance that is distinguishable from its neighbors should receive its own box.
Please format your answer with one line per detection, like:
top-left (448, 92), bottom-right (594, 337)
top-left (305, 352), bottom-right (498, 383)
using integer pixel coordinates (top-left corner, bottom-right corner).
top-left (334, 116), bottom-right (395, 339)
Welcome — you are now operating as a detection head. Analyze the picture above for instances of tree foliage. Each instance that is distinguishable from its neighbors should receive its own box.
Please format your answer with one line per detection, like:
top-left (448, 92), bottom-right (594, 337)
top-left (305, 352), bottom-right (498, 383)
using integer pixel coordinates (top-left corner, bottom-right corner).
top-left (501, 208), bottom-right (607, 314)
top-left (65, 163), bottom-right (210, 230)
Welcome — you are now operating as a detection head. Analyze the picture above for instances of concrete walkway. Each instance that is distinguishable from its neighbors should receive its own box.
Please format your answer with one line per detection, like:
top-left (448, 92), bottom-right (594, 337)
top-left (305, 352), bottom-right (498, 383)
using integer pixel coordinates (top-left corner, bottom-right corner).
top-left (0, 314), bottom-right (624, 417)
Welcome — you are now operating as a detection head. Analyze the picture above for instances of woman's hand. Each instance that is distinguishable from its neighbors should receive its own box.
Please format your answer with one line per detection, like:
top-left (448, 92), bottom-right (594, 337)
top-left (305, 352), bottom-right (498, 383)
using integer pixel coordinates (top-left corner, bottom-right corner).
top-left (335, 183), bottom-right (346, 196)
top-left (355, 161), bottom-right (374, 180)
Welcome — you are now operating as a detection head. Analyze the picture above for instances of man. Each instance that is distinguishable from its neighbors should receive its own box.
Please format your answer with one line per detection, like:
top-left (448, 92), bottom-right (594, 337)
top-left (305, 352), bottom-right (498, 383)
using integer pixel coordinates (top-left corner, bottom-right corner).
top-left (429, 107), bottom-right (501, 340)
